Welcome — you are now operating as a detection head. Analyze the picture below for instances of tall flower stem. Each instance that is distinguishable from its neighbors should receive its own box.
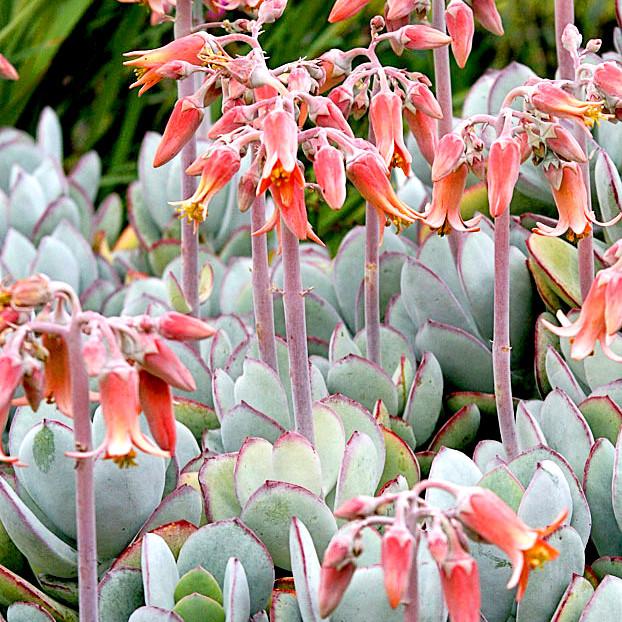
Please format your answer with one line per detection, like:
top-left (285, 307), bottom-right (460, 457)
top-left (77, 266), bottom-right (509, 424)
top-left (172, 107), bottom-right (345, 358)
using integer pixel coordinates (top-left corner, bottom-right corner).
top-left (493, 208), bottom-right (520, 459)
top-left (555, 0), bottom-right (594, 300)
top-left (432, 0), bottom-right (453, 137)
top-left (176, 0), bottom-right (200, 316)
top-left (280, 220), bottom-right (315, 444)
top-left (68, 319), bottom-right (98, 622)
top-left (251, 196), bottom-right (278, 371)
top-left (364, 203), bottom-right (381, 365)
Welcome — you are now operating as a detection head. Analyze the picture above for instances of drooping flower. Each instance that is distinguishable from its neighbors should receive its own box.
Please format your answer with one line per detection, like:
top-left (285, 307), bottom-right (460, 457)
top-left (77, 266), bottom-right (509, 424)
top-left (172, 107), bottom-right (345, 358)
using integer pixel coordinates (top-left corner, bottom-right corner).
top-left (157, 312), bottom-right (216, 341)
top-left (381, 523), bottom-right (415, 608)
top-left (445, 0), bottom-right (475, 68)
top-left (471, 0), bottom-right (504, 36)
top-left (542, 266), bottom-right (622, 361)
top-left (138, 369), bottom-right (177, 454)
top-left (318, 563), bottom-right (356, 617)
top-left (43, 333), bottom-right (73, 417)
top-left (431, 133), bottom-right (466, 182)
top-left (404, 108), bottom-right (438, 165)
top-left (346, 150), bottom-right (421, 231)
top-left (173, 145), bottom-right (242, 229)
top-left (313, 145), bottom-right (347, 210)
top-left (386, 0), bottom-right (416, 21)
top-left (328, 0), bottom-right (371, 23)
top-left (593, 61), bottom-right (622, 103)
top-left (399, 24), bottom-right (453, 50)
top-left (535, 162), bottom-right (620, 240)
top-left (487, 136), bottom-right (521, 218)
top-left (369, 91), bottom-right (411, 175)
top-left (545, 124), bottom-right (587, 163)
top-left (0, 54), bottom-right (19, 81)
top-left (531, 83), bottom-right (606, 128)
top-left (455, 487), bottom-right (567, 600)
top-left (421, 164), bottom-right (478, 235)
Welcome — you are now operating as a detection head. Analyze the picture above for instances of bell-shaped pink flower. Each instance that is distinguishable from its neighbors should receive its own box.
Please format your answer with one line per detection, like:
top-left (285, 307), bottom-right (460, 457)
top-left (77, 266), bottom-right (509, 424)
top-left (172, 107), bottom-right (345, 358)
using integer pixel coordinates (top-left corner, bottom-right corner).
top-left (174, 145), bottom-right (241, 229)
top-left (445, 0), bottom-right (475, 68)
top-left (439, 547), bottom-right (481, 622)
top-left (471, 0), bottom-right (504, 36)
top-left (138, 336), bottom-right (196, 392)
top-left (0, 352), bottom-right (23, 463)
top-left (43, 333), bottom-right (73, 418)
top-left (399, 24), bottom-right (452, 50)
top-left (306, 96), bottom-right (354, 137)
top-left (314, 145), bottom-right (347, 210)
top-left (0, 54), bottom-right (18, 81)
top-left (328, 0), bottom-right (371, 23)
top-left (381, 523), bottom-right (415, 608)
top-left (138, 369), bottom-right (176, 454)
top-left (370, 92), bottom-right (411, 176)
top-left (318, 563), bottom-right (356, 617)
top-left (531, 83), bottom-right (605, 128)
top-left (455, 487), bottom-right (566, 601)
top-left (421, 164), bottom-right (478, 235)
top-left (386, 0), bottom-right (416, 21)
top-left (404, 109), bottom-right (438, 165)
top-left (432, 133), bottom-right (466, 182)
top-left (593, 61), bottom-right (622, 101)
top-left (124, 33), bottom-right (208, 95)
top-left (406, 82), bottom-right (443, 120)
top-left (487, 136), bottom-right (521, 218)
top-left (154, 97), bottom-right (204, 167)
top-left (157, 312), bottom-right (216, 341)
top-left (346, 151), bottom-right (421, 229)
top-left (543, 266), bottom-right (622, 361)
top-left (545, 125), bottom-right (587, 163)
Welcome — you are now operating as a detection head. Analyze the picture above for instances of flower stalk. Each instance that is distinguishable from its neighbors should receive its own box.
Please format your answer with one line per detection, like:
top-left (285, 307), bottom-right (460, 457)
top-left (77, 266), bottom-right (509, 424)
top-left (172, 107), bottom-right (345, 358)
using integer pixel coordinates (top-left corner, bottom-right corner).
top-left (251, 195), bottom-right (278, 371)
top-left (433, 0), bottom-right (454, 137)
top-left (175, 0), bottom-right (200, 316)
top-left (280, 220), bottom-right (315, 444)
top-left (364, 197), bottom-right (381, 366)
top-left (555, 0), bottom-right (594, 300)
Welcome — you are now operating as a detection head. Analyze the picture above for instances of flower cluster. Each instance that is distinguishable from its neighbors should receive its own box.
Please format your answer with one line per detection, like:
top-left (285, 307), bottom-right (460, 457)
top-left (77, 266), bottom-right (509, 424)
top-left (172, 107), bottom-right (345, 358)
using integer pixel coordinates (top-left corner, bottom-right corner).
top-left (0, 275), bottom-right (215, 467)
top-left (319, 482), bottom-right (567, 619)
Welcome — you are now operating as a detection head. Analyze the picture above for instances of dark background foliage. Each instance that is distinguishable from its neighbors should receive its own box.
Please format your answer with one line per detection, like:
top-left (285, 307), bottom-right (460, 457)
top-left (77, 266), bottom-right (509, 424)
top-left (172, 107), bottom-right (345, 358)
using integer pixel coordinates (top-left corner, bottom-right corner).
top-left (0, 0), bottom-right (616, 243)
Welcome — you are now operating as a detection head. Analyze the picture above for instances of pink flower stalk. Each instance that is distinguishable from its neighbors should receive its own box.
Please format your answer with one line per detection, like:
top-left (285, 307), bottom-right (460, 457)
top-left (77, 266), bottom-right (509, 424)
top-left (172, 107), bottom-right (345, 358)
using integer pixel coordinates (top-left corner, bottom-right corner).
top-left (318, 563), bottom-right (356, 617)
top-left (543, 266), bottom-right (622, 361)
top-left (157, 311), bottom-right (216, 340)
top-left (314, 145), bottom-right (347, 210)
top-left (123, 34), bottom-right (208, 95)
top-left (487, 136), bottom-right (521, 217)
top-left (422, 164), bottom-right (478, 235)
top-left (370, 91), bottom-right (412, 176)
top-left (381, 523), bottom-right (415, 608)
top-left (404, 108), bottom-right (438, 165)
top-left (455, 487), bottom-right (567, 601)
top-left (471, 0), bottom-right (504, 36)
top-left (445, 0), bottom-right (475, 68)
top-left (534, 162), bottom-right (618, 240)
top-left (174, 145), bottom-right (242, 229)
top-left (154, 97), bottom-right (205, 167)
top-left (531, 83), bottom-right (605, 128)
top-left (0, 54), bottom-right (18, 81)
top-left (346, 151), bottom-right (421, 230)
top-left (117, 0), bottom-right (176, 25)
top-left (138, 369), bottom-right (177, 453)
top-left (399, 24), bottom-right (453, 50)
top-left (328, 0), bottom-right (371, 23)
top-left (431, 133), bottom-right (466, 182)
top-left (77, 361), bottom-right (169, 467)
top-left (0, 352), bottom-right (23, 463)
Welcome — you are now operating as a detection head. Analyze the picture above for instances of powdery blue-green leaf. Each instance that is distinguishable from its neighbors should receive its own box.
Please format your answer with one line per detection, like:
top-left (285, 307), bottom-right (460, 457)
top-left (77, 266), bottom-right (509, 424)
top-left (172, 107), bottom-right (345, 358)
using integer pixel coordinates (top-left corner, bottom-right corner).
top-left (579, 396), bottom-right (622, 445)
top-left (219, 258), bottom-right (253, 316)
top-left (241, 481), bottom-right (337, 570)
top-left (223, 557), bottom-right (250, 622)
top-left (516, 401), bottom-right (546, 451)
top-left (312, 403), bottom-right (346, 496)
top-left (177, 519), bottom-right (273, 613)
top-left (212, 369), bottom-right (235, 423)
top-left (6, 602), bottom-right (55, 622)
top-left (31, 236), bottom-right (80, 293)
top-left (354, 325), bottom-right (416, 379)
top-left (273, 432), bottom-right (323, 498)
top-left (141, 533), bottom-right (178, 610)
top-left (614, 431), bottom-right (622, 531)
top-left (477, 464), bottom-right (524, 512)
top-left (328, 323), bottom-right (360, 365)
top-left (488, 62), bottom-right (537, 114)
top-left (129, 607), bottom-right (183, 622)
top-left (379, 427), bottom-right (419, 490)
top-left (428, 404), bottom-right (480, 453)
top-left (221, 402), bottom-right (286, 453)
top-left (200, 453), bottom-right (242, 522)
top-left (577, 575), bottom-right (622, 620)
top-left (139, 485), bottom-right (202, 537)
top-left (545, 347), bottom-right (586, 405)
top-left (595, 148), bottom-right (622, 244)
top-left (584, 439), bottom-right (622, 557)
top-left (551, 574), bottom-right (594, 622)
top-left (98, 568), bottom-right (144, 622)
top-left (472, 439), bottom-right (507, 473)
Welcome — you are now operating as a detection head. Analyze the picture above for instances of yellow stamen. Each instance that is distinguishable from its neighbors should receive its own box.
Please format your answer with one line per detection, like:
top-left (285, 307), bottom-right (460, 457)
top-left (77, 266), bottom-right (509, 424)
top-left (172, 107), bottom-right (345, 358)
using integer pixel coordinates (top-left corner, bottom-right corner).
top-left (176, 201), bottom-right (207, 231)
top-left (270, 165), bottom-right (291, 187)
top-left (111, 450), bottom-right (138, 469)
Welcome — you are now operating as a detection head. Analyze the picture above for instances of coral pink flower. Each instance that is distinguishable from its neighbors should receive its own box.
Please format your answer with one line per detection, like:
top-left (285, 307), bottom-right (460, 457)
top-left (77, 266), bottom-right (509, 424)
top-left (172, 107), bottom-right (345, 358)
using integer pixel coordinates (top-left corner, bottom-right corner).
top-left (456, 487), bottom-right (567, 601)
top-left (0, 54), bottom-right (18, 81)
top-left (154, 97), bottom-right (204, 167)
top-left (138, 369), bottom-right (176, 454)
top-left (334, 495), bottom-right (385, 519)
top-left (174, 145), bottom-right (241, 229)
top-left (545, 125), bottom-right (587, 163)
top-left (318, 563), bottom-right (356, 617)
top-left (123, 34), bottom-right (207, 94)
top-left (84, 362), bottom-right (169, 467)
top-left (531, 83), bottom-right (605, 128)
top-left (157, 312), bottom-right (216, 341)
top-left (399, 24), bottom-right (452, 50)
top-left (314, 145), bottom-right (347, 210)
top-left (306, 96), bottom-right (354, 137)
top-left (328, 0), bottom-right (371, 23)
top-left (471, 0), bottom-right (504, 36)
top-left (535, 163), bottom-right (620, 240)
top-left (381, 523), bottom-right (415, 608)
top-left (404, 109), bottom-right (438, 165)
top-left (593, 61), bottom-right (622, 101)
top-left (0, 352), bottom-right (23, 463)
top-left (346, 150), bottom-right (421, 230)
top-left (370, 92), bottom-right (411, 175)
top-left (543, 266), bottom-right (622, 361)
top-left (432, 133), bottom-right (466, 182)
top-left (137, 336), bottom-right (196, 392)
top-left (257, 109), bottom-right (319, 241)
top-left (406, 82), bottom-right (443, 120)
top-left (386, 0), bottom-right (416, 21)
top-left (487, 136), bottom-right (521, 218)
top-left (43, 333), bottom-right (73, 417)
top-left (421, 164), bottom-right (478, 235)
top-left (445, 0), bottom-right (475, 68)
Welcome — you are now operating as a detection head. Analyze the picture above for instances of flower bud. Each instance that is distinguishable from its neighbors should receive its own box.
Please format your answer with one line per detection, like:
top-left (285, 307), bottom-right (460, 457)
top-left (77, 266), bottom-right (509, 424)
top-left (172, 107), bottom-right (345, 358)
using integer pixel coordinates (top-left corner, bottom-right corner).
top-left (158, 312), bottom-right (216, 341)
top-left (328, 0), bottom-right (371, 23)
top-left (399, 24), bottom-right (452, 51)
top-left (445, 0), bottom-right (475, 68)
top-left (314, 145), bottom-right (347, 211)
top-left (0, 54), bottom-right (18, 80)
top-left (154, 97), bottom-right (204, 168)
top-left (382, 524), bottom-right (415, 608)
top-left (472, 0), bottom-right (504, 36)
top-left (10, 274), bottom-right (51, 307)
top-left (487, 135), bottom-right (521, 218)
